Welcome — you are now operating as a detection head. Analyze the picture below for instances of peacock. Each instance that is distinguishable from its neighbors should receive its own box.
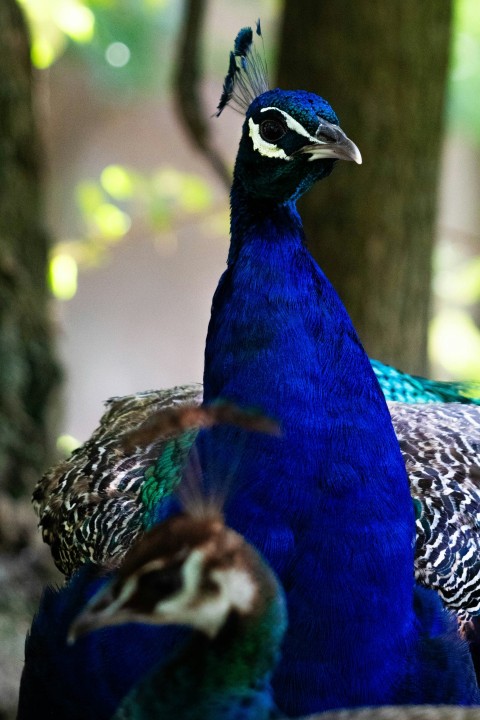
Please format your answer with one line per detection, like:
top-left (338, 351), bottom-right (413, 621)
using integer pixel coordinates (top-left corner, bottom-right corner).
top-left (24, 402), bottom-right (478, 720)
top-left (24, 21), bottom-right (480, 716)
top-left (67, 480), bottom-right (287, 719)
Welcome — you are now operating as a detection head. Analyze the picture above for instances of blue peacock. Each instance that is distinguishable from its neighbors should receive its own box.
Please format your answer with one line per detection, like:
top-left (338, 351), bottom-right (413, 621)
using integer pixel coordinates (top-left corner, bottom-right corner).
top-left (23, 22), bottom-right (480, 717)
top-left (34, 387), bottom-right (480, 627)
top-left (67, 462), bottom-right (288, 720)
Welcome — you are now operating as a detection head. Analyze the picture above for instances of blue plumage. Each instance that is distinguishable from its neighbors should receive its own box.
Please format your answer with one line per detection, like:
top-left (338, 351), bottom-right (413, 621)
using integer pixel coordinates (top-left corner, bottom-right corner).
top-left (234, 26), bottom-right (253, 57)
top-left (198, 86), bottom-right (479, 712)
top-left (216, 22), bottom-right (269, 117)
top-left (18, 564), bottom-right (188, 719)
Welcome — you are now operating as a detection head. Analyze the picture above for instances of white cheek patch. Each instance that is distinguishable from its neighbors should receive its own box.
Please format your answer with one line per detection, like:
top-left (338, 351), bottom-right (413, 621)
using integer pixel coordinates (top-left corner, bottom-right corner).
top-left (154, 548), bottom-right (203, 615)
top-left (248, 117), bottom-right (290, 160)
top-left (211, 567), bottom-right (256, 613)
top-left (152, 549), bottom-right (257, 638)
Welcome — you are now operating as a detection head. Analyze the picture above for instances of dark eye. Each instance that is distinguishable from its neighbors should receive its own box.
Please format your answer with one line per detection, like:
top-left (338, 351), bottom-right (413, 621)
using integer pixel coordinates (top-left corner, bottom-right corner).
top-left (139, 566), bottom-right (182, 600)
top-left (260, 119), bottom-right (287, 143)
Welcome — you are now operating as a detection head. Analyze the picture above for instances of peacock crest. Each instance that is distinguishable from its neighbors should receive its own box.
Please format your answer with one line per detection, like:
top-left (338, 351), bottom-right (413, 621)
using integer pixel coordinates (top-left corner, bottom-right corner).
top-left (215, 20), bottom-right (269, 117)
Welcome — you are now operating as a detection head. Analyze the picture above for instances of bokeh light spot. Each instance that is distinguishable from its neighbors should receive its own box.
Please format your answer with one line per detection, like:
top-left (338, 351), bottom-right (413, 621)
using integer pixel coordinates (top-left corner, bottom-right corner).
top-left (105, 42), bottom-right (131, 68)
top-left (49, 253), bottom-right (78, 301)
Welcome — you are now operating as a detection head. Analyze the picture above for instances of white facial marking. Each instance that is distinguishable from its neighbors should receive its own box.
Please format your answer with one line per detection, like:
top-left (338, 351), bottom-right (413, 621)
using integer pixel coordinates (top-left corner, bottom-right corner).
top-left (211, 567), bottom-right (256, 612)
top-left (154, 548), bottom-right (203, 615)
top-left (248, 117), bottom-right (290, 160)
top-left (260, 107), bottom-right (316, 142)
top-left (152, 548), bottom-right (257, 639)
top-left (249, 106), bottom-right (338, 162)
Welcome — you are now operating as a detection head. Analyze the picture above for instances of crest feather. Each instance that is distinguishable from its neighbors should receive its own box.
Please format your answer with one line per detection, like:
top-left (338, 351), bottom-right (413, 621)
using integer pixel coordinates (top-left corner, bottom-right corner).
top-left (215, 20), bottom-right (269, 117)
top-left (120, 403), bottom-right (280, 520)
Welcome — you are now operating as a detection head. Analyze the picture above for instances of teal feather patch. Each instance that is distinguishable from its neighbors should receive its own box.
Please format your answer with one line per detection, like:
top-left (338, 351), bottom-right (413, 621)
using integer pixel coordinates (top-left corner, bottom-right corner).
top-left (141, 430), bottom-right (199, 529)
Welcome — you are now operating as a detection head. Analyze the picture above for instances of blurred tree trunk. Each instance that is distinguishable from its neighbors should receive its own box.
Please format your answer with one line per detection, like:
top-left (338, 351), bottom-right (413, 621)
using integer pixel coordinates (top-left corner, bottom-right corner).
top-left (0, 6), bottom-right (61, 713)
top-left (0, 0), bottom-right (59, 514)
top-left (277, 1), bottom-right (452, 374)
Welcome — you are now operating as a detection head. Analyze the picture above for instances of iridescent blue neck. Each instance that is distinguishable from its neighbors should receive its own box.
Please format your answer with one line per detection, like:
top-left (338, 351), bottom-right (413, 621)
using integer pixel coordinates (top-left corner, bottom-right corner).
top-left (201, 175), bottom-right (422, 712)
top-left (113, 602), bottom-right (285, 720)
top-left (227, 179), bottom-right (305, 266)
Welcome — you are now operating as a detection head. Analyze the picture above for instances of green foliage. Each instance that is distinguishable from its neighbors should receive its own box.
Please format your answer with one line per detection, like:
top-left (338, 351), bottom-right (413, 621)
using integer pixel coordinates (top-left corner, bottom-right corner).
top-left (430, 244), bottom-right (480, 380)
top-left (449, 0), bottom-right (480, 141)
top-left (19, 0), bottom-right (178, 93)
top-left (48, 163), bottom-right (213, 299)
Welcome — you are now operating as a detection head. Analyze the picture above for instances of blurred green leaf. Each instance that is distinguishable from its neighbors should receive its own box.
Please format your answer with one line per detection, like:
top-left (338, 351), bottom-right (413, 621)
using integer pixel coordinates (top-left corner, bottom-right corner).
top-left (434, 255), bottom-right (480, 304)
top-left (148, 197), bottom-right (171, 231)
top-left (449, 0), bottom-right (480, 141)
top-left (92, 203), bottom-right (131, 238)
top-left (49, 253), bottom-right (79, 300)
top-left (76, 180), bottom-right (105, 214)
top-left (180, 175), bottom-right (213, 213)
top-left (429, 309), bottom-right (480, 379)
top-left (100, 165), bottom-right (135, 200)
top-left (20, 0), bottom-right (178, 93)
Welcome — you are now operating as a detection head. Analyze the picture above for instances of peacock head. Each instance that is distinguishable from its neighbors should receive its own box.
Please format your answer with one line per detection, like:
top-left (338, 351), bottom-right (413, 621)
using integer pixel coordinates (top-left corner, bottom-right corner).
top-left (217, 22), bottom-right (361, 203)
top-left (69, 513), bottom-right (284, 642)
top-left (68, 403), bottom-right (285, 645)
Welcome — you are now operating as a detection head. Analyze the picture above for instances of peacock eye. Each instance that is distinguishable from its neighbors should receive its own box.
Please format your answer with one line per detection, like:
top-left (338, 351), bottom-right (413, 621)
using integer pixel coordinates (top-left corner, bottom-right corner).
top-left (139, 566), bottom-right (182, 600)
top-left (259, 118), bottom-right (287, 144)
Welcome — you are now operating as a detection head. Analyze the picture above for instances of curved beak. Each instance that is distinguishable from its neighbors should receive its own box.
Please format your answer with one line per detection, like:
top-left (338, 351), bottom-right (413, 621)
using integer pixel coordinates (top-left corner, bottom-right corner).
top-left (67, 582), bottom-right (120, 644)
top-left (299, 118), bottom-right (362, 165)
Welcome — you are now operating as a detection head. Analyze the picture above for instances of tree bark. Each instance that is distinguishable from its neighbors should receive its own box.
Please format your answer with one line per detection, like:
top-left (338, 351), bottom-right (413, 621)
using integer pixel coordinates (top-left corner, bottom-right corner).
top-left (0, 7), bottom-right (62, 714)
top-left (0, 0), bottom-right (60, 507)
top-left (172, 0), bottom-right (231, 189)
top-left (277, 1), bottom-right (452, 374)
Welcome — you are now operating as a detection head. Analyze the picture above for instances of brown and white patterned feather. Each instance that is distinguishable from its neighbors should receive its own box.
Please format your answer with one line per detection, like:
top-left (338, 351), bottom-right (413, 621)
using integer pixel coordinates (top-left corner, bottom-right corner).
top-left (388, 401), bottom-right (480, 620)
top-left (33, 385), bottom-right (202, 576)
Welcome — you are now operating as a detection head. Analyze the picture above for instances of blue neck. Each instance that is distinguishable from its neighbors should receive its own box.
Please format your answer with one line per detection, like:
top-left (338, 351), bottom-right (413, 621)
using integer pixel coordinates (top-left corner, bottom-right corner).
top-left (202, 176), bottom-right (419, 713)
top-left (113, 608), bottom-right (283, 720)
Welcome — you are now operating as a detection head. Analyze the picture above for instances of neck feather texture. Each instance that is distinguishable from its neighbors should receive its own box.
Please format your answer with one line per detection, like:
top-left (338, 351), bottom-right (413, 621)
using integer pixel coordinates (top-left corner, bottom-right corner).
top-left (113, 606), bottom-right (283, 720)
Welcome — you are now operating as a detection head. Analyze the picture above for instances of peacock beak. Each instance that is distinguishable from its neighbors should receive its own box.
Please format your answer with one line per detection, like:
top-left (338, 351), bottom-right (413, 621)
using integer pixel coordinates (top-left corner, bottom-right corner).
top-left (298, 118), bottom-right (362, 165)
top-left (67, 582), bottom-right (120, 644)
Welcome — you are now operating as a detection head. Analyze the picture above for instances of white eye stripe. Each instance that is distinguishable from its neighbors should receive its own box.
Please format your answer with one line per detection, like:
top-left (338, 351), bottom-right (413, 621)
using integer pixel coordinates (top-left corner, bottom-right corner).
top-left (249, 107), bottom-right (328, 161)
top-left (260, 106), bottom-right (318, 143)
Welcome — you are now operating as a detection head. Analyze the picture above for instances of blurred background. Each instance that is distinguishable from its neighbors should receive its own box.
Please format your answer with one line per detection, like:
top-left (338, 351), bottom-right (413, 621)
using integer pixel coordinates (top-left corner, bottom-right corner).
top-left (0, 0), bottom-right (479, 716)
